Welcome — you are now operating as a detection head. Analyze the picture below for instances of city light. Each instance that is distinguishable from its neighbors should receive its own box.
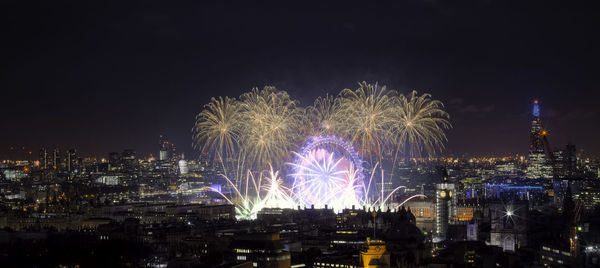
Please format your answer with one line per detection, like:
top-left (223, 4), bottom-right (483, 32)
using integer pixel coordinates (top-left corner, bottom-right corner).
top-left (2, 2), bottom-right (599, 267)
top-left (212, 135), bottom-right (424, 219)
top-left (193, 84), bottom-right (451, 218)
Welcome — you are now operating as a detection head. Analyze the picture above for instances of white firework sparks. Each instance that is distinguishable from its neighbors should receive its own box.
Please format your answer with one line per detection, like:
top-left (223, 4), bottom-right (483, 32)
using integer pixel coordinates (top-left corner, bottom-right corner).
top-left (193, 83), bottom-right (450, 218)
top-left (289, 149), bottom-right (364, 209)
top-left (211, 165), bottom-right (296, 219)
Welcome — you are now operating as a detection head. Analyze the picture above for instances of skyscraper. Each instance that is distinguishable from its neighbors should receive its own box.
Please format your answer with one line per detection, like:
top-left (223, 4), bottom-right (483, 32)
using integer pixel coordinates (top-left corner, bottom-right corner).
top-left (52, 148), bottom-right (61, 170)
top-left (564, 143), bottom-right (577, 178)
top-left (66, 149), bottom-right (77, 172)
top-left (122, 149), bottom-right (136, 171)
top-left (108, 152), bottom-right (121, 167)
top-left (159, 135), bottom-right (169, 161)
top-left (39, 148), bottom-right (48, 170)
top-left (552, 144), bottom-right (577, 179)
top-left (526, 100), bottom-right (553, 179)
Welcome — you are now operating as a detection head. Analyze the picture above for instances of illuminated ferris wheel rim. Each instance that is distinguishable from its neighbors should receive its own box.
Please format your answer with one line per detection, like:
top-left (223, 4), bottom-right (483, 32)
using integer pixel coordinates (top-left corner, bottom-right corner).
top-left (294, 135), bottom-right (365, 180)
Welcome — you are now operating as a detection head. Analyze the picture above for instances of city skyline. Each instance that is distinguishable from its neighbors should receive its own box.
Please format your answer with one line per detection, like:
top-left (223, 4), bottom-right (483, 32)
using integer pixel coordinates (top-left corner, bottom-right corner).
top-left (2, 1), bottom-right (600, 158)
top-left (2, 2), bottom-right (600, 267)
top-left (0, 98), bottom-right (595, 160)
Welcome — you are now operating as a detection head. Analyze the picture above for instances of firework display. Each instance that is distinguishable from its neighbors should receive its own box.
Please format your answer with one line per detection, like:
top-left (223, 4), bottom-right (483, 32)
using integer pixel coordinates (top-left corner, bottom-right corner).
top-left (193, 82), bottom-right (451, 219)
top-left (392, 90), bottom-right (451, 158)
top-left (290, 135), bottom-right (365, 209)
top-left (238, 87), bottom-right (304, 168)
top-left (334, 82), bottom-right (396, 160)
top-left (193, 96), bottom-right (240, 160)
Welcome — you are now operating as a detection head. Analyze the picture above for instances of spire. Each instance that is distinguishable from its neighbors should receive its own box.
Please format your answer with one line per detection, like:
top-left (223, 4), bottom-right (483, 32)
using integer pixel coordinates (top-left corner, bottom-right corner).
top-left (533, 99), bottom-right (540, 117)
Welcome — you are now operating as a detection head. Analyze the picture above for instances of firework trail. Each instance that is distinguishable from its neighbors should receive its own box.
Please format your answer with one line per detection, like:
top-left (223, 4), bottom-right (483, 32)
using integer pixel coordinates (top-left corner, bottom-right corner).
top-left (211, 165), bottom-right (296, 219)
top-left (192, 96), bottom-right (240, 161)
top-left (193, 83), bottom-right (450, 218)
top-left (238, 86), bottom-right (304, 169)
top-left (391, 90), bottom-right (451, 159)
top-left (334, 82), bottom-right (396, 162)
top-left (306, 94), bottom-right (337, 136)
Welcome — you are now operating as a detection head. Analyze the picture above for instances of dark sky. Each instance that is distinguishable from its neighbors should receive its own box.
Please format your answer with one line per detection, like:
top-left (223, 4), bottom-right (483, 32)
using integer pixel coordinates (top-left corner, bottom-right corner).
top-left (1, 0), bottom-right (599, 159)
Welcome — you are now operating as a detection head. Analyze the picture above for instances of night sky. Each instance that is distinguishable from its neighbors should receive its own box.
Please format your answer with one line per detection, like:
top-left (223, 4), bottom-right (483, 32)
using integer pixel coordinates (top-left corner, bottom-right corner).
top-left (1, 0), bottom-right (599, 159)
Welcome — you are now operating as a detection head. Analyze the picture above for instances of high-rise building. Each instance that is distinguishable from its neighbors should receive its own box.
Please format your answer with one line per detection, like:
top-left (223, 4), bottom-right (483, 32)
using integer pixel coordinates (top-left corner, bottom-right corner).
top-left (526, 100), bottom-right (553, 179)
top-left (122, 149), bottom-right (136, 170)
top-left (52, 148), bottom-right (61, 170)
top-left (159, 135), bottom-right (169, 161)
top-left (435, 168), bottom-right (455, 242)
top-left (66, 149), bottom-right (77, 172)
top-left (564, 143), bottom-right (577, 178)
top-left (39, 148), bottom-right (49, 170)
top-left (553, 149), bottom-right (566, 178)
top-left (552, 144), bottom-right (577, 179)
top-left (108, 152), bottom-right (121, 170)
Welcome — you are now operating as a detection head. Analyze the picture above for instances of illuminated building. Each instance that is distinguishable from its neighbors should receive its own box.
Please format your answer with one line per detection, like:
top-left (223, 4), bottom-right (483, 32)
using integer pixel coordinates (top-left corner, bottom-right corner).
top-left (96, 175), bottom-right (120, 185)
top-left (2, 169), bottom-right (26, 181)
top-left (122, 149), bottom-right (136, 170)
top-left (232, 233), bottom-right (291, 268)
top-left (540, 244), bottom-right (572, 267)
top-left (66, 148), bottom-right (77, 172)
top-left (313, 259), bottom-right (357, 268)
top-left (178, 159), bottom-right (188, 175)
top-left (454, 199), bottom-right (484, 222)
top-left (526, 100), bottom-right (553, 179)
top-left (489, 201), bottom-right (528, 252)
top-left (360, 238), bottom-right (390, 268)
top-left (329, 229), bottom-right (364, 250)
top-left (159, 135), bottom-right (169, 161)
top-left (467, 220), bottom-right (478, 241)
top-left (52, 148), bottom-right (61, 169)
top-left (108, 152), bottom-right (121, 170)
top-left (578, 188), bottom-right (600, 210)
top-left (484, 183), bottom-right (545, 200)
top-left (553, 143), bottom-right (578, 179)
top-left (404, 198), bottom-right (435, 233)
top-left (565, 144), bottom-right (577, 178)
top-left (435, 168), bottom-right (455, 242)
top-left (39, 148), bottom-right (49, 170)
top-left (156, 135), bottom-right (179, 174)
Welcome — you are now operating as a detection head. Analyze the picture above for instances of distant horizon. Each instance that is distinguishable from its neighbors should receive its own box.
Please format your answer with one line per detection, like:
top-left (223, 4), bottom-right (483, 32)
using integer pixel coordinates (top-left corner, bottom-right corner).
top-left (1, 132), bottom-right (596, 161)
top-left (2, 97), bottom-right (597, 159)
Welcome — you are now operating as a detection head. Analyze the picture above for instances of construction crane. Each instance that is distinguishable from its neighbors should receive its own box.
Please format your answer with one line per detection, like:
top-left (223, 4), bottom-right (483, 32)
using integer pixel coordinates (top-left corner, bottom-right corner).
top-left (569, 198), bottom-right (583, 259)
top-left (541, 130), bottom-right (584, 260)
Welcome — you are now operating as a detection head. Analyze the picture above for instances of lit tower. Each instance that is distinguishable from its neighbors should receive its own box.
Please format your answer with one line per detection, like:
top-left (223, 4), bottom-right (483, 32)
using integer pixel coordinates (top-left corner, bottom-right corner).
top-left (39, 148), bottom-right (48, 170)
top-left (53, 148), bottom-right (61, 170)
top-left (66, 149), bottom-right (77, 172)
top-left (526, 100), bottom-right (553, 179)
top-left (159, 135), bottom-right (169, 161)
top-left (435, 168), bottom-right (455, 242)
